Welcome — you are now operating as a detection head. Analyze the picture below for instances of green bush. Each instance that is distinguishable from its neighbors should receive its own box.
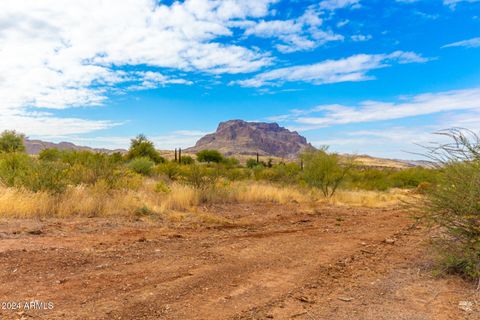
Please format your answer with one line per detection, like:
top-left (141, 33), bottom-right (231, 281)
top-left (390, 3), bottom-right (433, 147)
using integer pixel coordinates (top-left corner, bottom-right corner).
top-left (180, 164), bottom-right (218, 189)
top-left (0, 153), bottom-right (67, 193)
top-left (39, 148), bottom-right (62, 161)
top-left (246, 158), bottom-right (259, 168)
top-left (390, 167), bottom-right (438, 188)
top-left (154, 180), bottom-right (171, 193)
top-left (423, 129), bottom-right (480, 281)
top-left (179, 155), bottom-right (195, 165)
top-left (62, 151), bottom-right (118, 185)
top-left (224, 167), bottom-right (250, 181)
top-left (222, 157), bottom-right (240, 168)
top-left (156, 161), bottom-right (181, 180)
top-left (0, 130), bottom-right (25, 153)
top-left (346, 168), bottom-right (392, 191)
top-left (128, 157), bottom-right (155, 176)
top-left (196, 149), bottom-right (223, 163)
top-left (0, 153), bottom-right (33, 187)
top-left (126, 134), bottom-right (164, 164)
top-left (301, 149), bottom-right (353, 197)
top-left (426, 161), bottom-right (480, 280)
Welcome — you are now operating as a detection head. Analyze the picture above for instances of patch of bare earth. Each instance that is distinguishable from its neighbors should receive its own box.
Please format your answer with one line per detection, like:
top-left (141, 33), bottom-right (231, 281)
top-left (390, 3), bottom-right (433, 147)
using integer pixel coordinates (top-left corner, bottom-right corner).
top-left (0, 203), bottom-right (478, 319)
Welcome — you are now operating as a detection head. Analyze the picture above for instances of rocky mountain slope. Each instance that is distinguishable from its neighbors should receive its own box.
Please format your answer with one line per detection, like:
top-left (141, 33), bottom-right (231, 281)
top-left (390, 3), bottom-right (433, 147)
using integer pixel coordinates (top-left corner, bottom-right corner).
top-left (186, 120), bottom-right (312, 158)
top-left (24, 139), bottom-right (124, 155)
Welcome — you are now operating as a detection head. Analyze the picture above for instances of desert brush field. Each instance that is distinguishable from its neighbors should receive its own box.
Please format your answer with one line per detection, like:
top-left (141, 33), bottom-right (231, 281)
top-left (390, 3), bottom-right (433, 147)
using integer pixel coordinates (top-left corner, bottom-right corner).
top-left (0, 131), bottom-right (479, 319)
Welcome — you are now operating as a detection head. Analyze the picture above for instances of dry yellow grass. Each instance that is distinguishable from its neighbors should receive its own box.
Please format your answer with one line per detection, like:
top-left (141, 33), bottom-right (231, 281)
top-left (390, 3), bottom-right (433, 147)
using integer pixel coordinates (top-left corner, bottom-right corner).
top-left (0, 182), bottom-right (411, 218)
top-left (231, 182), bottom-right (310, 204)
top-left (323, 188), bottom-right (411, 208)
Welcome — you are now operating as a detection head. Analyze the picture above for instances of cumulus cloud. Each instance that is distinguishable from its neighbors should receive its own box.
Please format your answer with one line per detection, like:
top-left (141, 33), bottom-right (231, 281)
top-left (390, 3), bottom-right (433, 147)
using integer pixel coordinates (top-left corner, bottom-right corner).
top-left (0, 0), bottom-right (278, 136)
top-left (442, 37), bottom-right (480, 48)
top-left (234, 51), bottom-right (429, 87)
top-left (243, 6), bottom-right (343, 53)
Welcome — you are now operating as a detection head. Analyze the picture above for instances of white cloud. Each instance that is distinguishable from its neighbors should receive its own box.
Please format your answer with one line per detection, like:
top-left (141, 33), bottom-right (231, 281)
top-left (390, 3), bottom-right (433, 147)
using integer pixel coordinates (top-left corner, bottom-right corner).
top-left (351, 34), bottom-right (372, 42)
top-left (336, 20), bottom-right (350, 27)
top-left (0, 0), bottom-right (278, 136)
top-left (444, 0), bottom-right (480, 7)
top-left (0, 110), bottom-right (120, 137)
top-left (63, 130), bottom-right (210, 150)
top-left (397, 0), bottom-right (479, 7)
top-left (442, 37), bottom-right (480, 48)
top-left (319, 0), bottom-right (361, 10)
top-left (269, 87), bottom-right (480, 129)
top-left (243, 6), bottom-right (343, 53)
top-left (234, 51), bottom-right (429, 87)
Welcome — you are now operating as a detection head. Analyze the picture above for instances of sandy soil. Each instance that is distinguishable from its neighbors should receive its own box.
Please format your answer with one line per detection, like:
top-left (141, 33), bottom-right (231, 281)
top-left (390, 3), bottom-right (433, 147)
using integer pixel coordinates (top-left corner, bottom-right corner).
top-left (0, 203), bottom-right (478, 320)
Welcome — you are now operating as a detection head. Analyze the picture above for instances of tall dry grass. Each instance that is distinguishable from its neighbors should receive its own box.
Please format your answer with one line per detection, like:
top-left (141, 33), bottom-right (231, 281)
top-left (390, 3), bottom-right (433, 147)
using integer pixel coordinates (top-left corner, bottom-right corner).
top-left (323, 188), bottom-right (412, 208)
top-left (0, 181), bottom-right (409, 218)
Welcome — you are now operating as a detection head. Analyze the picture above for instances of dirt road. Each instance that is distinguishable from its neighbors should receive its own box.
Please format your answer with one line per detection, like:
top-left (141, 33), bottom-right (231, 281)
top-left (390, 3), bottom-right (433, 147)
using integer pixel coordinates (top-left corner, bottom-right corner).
top-left (0, 203), bottom-right (478, 319)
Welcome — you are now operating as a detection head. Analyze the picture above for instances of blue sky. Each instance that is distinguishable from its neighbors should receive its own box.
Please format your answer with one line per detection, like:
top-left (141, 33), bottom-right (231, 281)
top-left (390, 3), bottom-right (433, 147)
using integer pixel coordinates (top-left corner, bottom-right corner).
top-left (1, 0), bottom-right (479, 159)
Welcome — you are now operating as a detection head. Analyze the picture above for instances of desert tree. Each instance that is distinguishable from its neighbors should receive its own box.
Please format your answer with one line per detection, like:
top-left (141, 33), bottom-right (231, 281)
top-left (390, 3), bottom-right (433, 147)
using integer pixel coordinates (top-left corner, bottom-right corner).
top-left (301, 147), bottom-right (354, 197)
top-left (0, 130), bottom-right (26, 153)
top-left (126, 134), bottom-right (164, 164)
top-left (196, 149), bottom-right (223, 164)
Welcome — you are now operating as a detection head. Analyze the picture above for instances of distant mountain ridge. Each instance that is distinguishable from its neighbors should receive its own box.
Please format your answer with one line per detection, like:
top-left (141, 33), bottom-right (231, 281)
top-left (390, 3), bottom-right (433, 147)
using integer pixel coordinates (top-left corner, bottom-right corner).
top-left (24, 139), bottom-right (124, 155)
top-left (186, 120), bottom-right (313, 158)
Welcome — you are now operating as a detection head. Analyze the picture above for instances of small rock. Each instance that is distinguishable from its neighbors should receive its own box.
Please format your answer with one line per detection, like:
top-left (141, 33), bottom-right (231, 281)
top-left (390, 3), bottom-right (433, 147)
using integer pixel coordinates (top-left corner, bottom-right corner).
top-left (384, 238), bottom-right (396, 244)
top-left (297, 296), bottom-right (315, 304)
top-left (28, 229), bottom-right (43, 235)
top-left (138, 237), bottom-right (147, 242)
top-left (338, 296), bottom-right (354, 302)
top-left (458, 301), bottom-right (473, 312)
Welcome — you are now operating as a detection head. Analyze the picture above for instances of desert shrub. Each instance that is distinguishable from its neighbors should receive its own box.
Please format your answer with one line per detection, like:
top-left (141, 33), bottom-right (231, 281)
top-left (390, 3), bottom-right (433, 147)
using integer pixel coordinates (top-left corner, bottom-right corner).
top-left (179, 155), bottom-right (195, 165)
top-left (0, 130), bottom-right (25, 153)
top-left (0, 153), bottom-right (67, 193)
top-left (224, 167), bottom-right (250, 181)
top-left (246, 158), bottom-right (259, 168)
top-left (222, 157), bottom-right (240, 168)
top-left (107, 170), bottom-right (143, 190)
top-left (390, 167), bottom-right (438, 188)
top-left (272, 163), bottom-right (301, 184)
top-left (109, 152), bottom-right (126, 164)
top-left (128, 157), bottom-right (155, 176)
top-left (126, 134), bottom-right (164, 163)
top-left (346, 168), bottom-right (392, 191)
top-left (253, 167), bottom-right (278, 182)
top-left (154, 180), bottom-right (171, 193)
top-left (179, 164), bottom-right (218, 189)
top-left (155, 161), bottom-right (181, 180)
top-left (345, 167), bottom-right (438, 191)
top-left (62, 151), bottom-right (118, 185)
top-left (38, 148), bottom-right (62, 161)
top-left (301, 148), bottom-right (353, 197)
top-left (423, 129), bottom-right (480, 282)
top-left (196, 149), bottom-right (223, 163)
top-left (22, 161), bottom-right (68, 193)
top-left (0, 153), bottom-right (33, 187)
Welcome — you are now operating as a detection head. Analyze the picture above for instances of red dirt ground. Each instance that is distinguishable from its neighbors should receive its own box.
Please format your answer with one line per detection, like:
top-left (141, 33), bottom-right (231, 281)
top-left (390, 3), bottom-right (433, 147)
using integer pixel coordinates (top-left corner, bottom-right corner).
top-left (0, 203), bottom-right (478, 319)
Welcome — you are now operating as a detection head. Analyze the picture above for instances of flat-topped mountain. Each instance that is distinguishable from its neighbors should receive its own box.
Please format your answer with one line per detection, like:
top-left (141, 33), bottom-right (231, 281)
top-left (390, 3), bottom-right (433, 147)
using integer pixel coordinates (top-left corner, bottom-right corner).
top-left (186, 120), bottom-right (313, 158)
